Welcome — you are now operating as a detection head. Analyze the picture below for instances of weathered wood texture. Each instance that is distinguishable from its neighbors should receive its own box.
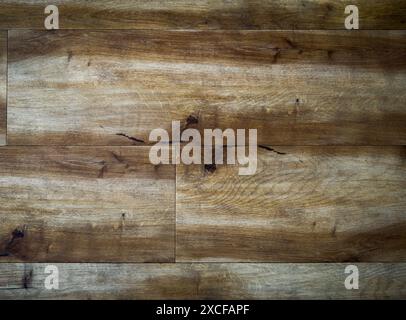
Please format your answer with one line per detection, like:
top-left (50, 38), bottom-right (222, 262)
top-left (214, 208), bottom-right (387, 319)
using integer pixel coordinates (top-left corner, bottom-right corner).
top-left (2, 1), bottom-right (406, 301)
top-left (0, 263), bottom-right (404, 299)
top-left (177, 147), bottom-right (406, 262)
top-left (0, 32), bottom-right (6, 145)
top-left (0, 147), bottom-right (175, 262)
top-left (8, 30), bottom-right (406, 146)
top-left (0, 0), bottom-right (406, 30)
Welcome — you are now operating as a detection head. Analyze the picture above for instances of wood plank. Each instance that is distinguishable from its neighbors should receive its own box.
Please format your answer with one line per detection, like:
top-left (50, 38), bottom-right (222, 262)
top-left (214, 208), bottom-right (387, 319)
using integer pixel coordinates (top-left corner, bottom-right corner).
top-left (177, 147), bottom-right (406, 262)
top-left (0, 32), bottom-right (6, 146)
top-left (0, 146), bottom-right (175, 262)
top-left (0, 263), bottom-right (404, 299)
top-left (8, 30), bottom-right (406, 146)
top-left (0, 0), bottom-right (406, 30)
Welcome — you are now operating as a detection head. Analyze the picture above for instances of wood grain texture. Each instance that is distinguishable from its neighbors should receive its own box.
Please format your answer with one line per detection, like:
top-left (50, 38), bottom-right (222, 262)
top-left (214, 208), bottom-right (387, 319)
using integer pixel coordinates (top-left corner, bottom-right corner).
top-left (0, 263), bottom-right (405, 299)
top-left (0, 146), bottom-right (175, 262)
top-left (0, 32), bottom-right (6, 145)
top-left (0, 0), bottom-right (406, 30)
top-left (177, 147), bottom-right (406, 262)
top-left (8, 30), bottom-right (406, 146)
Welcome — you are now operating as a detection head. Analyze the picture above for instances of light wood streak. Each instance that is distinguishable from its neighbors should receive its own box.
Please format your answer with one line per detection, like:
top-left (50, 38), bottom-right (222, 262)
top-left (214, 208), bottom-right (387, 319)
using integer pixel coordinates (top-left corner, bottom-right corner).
top-left (8, 30), bottom-right (406, 145)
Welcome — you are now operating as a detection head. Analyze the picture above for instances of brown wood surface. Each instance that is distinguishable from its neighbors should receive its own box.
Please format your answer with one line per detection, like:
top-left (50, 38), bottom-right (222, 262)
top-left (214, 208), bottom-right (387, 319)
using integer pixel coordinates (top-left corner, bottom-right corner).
top-left (0, 0), bottom-right (406, 30)
top-left (0, 146), bottom-right (175, 262)
top-left (0, 32), bottom-right (6, 145)
top-left (177, 147), bottom-right (406, 262)
top-left (1, 1), bottom-right (406, 300)
top-left (8, 30), bottom-right (406, 146)
top-left (0, 263), bottom-right (404, 299)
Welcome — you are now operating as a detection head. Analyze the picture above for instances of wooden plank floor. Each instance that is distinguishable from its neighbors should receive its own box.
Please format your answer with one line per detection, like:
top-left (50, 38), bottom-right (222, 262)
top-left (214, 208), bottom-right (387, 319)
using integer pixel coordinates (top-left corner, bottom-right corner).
top-left (7, 30), bottom-right (406, 145)
top-left (0, 1), bottom-right (405, 299)
top-left (177, 147), bottom-right (406, 262)
top-left (1, 263), bottom-right (405, 299)
top-left (0, 147), bottom-right (175, 262)
top-left (0, 0), bottom-right (406, 30)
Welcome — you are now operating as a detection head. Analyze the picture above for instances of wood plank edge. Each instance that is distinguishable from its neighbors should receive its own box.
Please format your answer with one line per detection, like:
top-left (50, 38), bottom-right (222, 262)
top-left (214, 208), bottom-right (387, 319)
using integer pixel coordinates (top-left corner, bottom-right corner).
top-left (0, 263), bottom-right (404, 299)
